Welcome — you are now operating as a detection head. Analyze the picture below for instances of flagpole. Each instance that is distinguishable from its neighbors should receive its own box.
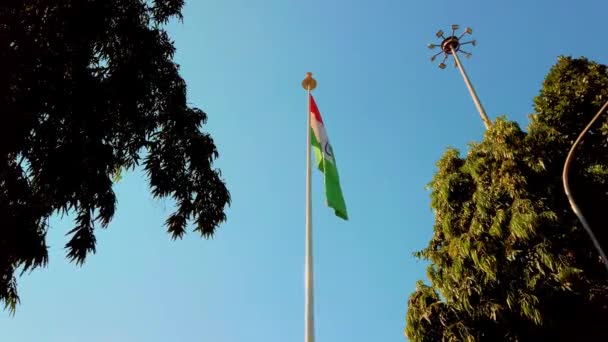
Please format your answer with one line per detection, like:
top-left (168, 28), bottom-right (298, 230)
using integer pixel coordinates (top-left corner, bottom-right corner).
top-left (302, 72), bottom-right (317, 342)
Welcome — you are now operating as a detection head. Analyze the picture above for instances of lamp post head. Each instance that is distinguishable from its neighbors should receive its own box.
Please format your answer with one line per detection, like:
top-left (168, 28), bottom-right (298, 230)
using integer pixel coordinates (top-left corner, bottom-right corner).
top-left (428, 25), bottom-right (477, 69)
top-left (440, 36), bottom-right (460, 54)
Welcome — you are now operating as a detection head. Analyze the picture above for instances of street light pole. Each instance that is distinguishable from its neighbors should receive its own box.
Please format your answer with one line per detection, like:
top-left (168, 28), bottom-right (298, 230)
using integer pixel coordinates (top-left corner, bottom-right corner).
top-left (428, 25), bottom-right (491, 130)
top-left (562, 100), bottom-right (608, 274)
top-left (451, 46), bottom-right (491, 130)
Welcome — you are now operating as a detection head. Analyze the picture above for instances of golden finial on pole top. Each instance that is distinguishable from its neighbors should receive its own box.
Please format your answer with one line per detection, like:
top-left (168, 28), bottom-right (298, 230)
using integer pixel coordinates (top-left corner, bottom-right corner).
top-left (301, 72), bottom-right (317, 91)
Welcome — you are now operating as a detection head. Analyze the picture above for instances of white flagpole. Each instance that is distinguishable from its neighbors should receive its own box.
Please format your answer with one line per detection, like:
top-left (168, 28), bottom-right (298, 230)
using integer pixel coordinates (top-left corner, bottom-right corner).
top-left (302, 72), bottom-right (317, 342)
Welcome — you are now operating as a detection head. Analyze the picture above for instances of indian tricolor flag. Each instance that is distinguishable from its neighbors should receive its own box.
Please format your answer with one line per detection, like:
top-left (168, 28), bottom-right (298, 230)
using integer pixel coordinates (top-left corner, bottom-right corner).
top-left (309, 94), bottom-right (348, 220)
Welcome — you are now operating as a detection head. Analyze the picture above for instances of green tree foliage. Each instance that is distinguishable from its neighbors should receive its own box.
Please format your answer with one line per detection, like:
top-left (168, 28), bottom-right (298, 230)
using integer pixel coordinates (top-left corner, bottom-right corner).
top-left (0, 0), bottom-right (230, 312)
top-left (406, 57), bottom-right (608, 341)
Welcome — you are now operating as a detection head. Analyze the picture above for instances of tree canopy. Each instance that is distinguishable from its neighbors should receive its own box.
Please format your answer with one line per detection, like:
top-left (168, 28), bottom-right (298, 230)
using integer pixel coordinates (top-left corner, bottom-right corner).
top-left (405, 56), bottom-right (608, 341)
top-left (0, 0), bottom-right (230, 312)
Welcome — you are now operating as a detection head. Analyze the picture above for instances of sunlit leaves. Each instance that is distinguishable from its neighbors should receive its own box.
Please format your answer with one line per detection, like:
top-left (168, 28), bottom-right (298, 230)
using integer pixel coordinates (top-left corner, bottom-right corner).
top-left (406, 57), bottom-right (608, 340)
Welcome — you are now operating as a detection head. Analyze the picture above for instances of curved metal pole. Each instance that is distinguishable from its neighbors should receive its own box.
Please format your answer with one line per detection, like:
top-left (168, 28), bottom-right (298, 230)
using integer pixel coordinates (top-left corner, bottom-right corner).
top-left (562, 100), bottom-right (608, 273)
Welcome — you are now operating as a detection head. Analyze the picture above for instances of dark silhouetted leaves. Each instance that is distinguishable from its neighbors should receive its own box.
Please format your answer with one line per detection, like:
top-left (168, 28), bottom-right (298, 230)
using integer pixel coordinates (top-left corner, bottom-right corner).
top-left (0, 0), bottom-right (230, 313)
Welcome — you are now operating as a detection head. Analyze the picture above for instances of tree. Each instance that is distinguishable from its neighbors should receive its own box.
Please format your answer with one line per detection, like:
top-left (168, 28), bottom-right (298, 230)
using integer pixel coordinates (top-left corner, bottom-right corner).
top-left (405, 57), bottom-right (608, 341)
top-left (0, 0), bottom-right (230, 313)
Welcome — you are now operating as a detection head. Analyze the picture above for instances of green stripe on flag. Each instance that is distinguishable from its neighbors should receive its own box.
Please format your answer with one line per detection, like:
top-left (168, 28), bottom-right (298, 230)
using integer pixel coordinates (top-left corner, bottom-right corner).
top-left (311, 129), bottom-right (348, 220)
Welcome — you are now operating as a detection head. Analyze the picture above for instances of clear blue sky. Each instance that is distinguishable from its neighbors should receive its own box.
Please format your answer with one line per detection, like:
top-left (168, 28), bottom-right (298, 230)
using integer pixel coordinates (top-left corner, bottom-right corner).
top-left (2, 0), bottom-right (608, 341)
